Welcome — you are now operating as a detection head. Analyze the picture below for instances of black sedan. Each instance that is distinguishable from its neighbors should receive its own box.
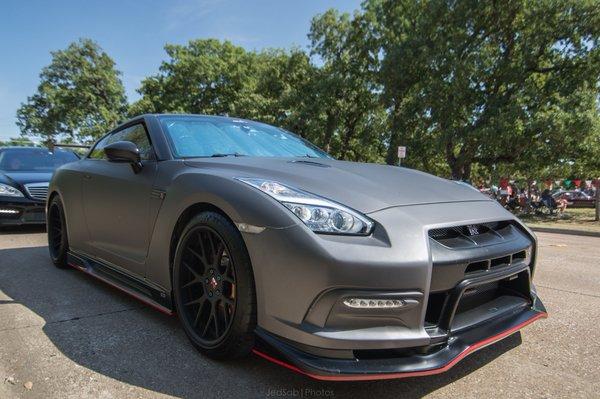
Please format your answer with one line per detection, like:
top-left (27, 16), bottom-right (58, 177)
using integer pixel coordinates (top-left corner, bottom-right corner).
top-left (0, 147), bottom-right (78, 226)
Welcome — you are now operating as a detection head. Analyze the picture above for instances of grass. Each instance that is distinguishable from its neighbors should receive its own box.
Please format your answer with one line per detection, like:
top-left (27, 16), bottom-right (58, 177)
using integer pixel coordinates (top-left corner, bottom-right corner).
top-left (519, 207), bottom-right (600, 233)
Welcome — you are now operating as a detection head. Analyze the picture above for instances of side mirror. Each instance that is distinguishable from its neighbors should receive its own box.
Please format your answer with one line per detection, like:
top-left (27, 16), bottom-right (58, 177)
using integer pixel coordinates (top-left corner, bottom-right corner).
top-left (104, 141), bottom-right (143, 173)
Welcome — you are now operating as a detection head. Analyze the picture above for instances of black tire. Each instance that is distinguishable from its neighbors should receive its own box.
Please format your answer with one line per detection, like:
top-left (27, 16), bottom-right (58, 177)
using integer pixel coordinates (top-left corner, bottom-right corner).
top-left (47, 195), bottom-right (69, 268)
top-left (173, 211), bottom-right (256, 359)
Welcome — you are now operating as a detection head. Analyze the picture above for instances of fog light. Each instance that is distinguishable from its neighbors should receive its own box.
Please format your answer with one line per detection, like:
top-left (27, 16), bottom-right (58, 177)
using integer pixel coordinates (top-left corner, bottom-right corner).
top-left (0, 209), bottom-right (18, 214)
top-left (343, 298), bottom-right (406, 309)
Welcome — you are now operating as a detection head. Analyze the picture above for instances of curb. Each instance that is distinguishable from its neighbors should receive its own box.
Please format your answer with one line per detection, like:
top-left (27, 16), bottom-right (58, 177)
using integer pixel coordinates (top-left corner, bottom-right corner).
top-left (530, 226), bottom-right (600, 238)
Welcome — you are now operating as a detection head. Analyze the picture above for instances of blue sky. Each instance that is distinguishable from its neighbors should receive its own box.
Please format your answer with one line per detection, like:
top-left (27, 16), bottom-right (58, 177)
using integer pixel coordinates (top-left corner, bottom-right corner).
top-left (0, 0), bottom-right (362, 140)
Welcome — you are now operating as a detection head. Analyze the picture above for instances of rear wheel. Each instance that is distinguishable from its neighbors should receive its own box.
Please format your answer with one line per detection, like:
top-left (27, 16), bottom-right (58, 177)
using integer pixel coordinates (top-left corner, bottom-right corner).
top-left (47, 195), bottom-right (69, 268)
top-left (173, 211), bottom-right (256, 359)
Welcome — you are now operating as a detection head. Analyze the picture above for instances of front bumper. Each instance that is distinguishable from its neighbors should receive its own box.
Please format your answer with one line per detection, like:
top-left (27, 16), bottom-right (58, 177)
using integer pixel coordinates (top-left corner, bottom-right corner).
top-left (254, 296), bottom-right (546, 380)
top-left (242, 201), bottom-right (546, 379)
top-left (0, 197), bottom-right (46, 225)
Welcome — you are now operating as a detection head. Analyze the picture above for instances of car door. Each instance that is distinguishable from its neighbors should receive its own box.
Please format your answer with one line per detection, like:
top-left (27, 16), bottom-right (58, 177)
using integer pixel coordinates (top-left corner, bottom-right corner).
top-left (80, 123), bottom-right (158, 277)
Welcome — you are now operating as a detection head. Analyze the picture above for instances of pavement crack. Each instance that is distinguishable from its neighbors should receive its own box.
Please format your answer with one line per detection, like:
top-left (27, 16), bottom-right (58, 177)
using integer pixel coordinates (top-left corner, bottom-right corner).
top-left (0, 306), bottom-right (143, 332)
top-left (537, 284), bottom-right (600, 299)
top-left (48, 306), bottom-right (145, 325)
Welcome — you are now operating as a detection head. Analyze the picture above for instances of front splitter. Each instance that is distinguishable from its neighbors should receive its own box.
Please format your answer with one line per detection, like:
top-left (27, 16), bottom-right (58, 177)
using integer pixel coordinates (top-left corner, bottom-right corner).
top-left (252, 303), bottom-right (547, 381)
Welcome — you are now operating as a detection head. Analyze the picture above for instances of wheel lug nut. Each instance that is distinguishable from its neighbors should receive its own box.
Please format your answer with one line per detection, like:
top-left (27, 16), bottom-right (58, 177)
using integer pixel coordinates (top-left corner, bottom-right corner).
top-left (216, 290), bottom-right (220, 296)
top-left (217, 276), bottom-right (221, 281)
top-left (208, 292), bottom-right (213, 297)
top-left (210, 269), bottom-right (214, 275)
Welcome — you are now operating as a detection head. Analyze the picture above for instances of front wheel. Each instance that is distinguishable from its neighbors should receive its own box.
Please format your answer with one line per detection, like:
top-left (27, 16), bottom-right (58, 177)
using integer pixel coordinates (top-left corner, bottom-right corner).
top-left (173, 212), bottom-right (256, 359)
top-left (47, 195), bottom-right (69, 268)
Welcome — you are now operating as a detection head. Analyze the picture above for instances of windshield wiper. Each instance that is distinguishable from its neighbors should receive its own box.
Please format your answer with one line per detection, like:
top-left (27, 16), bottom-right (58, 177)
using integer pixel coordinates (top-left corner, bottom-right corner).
top-left (210, 152), bottom-right (247, 158)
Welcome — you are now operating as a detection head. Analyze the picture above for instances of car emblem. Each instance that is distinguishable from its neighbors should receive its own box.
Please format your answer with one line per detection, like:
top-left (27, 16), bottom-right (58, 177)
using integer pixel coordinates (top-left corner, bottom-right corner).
top-left (208, 277), bottom-right (218, 290)
top-left (466, 225), bottom-right (479, 236)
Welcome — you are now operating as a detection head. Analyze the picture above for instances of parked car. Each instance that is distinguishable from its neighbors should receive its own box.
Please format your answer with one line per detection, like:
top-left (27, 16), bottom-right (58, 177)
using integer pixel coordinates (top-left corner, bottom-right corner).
top-left (47, 114), bottom-right (546, 380)
top-left (552, 190), bottom-right (596, 208)
top-left (0, 147), bottom-right (78, 226)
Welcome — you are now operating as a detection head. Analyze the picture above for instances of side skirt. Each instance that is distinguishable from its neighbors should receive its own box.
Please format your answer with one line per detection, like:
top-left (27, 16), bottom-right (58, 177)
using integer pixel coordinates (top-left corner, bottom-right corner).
top-left (67, 251), bottom-right (174, 315)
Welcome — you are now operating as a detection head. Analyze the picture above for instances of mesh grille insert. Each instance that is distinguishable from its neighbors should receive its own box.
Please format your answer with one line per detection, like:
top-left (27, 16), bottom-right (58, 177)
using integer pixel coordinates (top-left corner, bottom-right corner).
top-left (428, 220), bottom-right (512, 241)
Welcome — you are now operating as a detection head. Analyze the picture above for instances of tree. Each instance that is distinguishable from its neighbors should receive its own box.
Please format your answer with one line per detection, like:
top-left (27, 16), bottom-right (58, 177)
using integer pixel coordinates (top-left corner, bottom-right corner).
top-left (129, 39), bottom-right (320, 139)
top-left (307, 9), bottom-right (387, 162)
top-left (16, 39), bottom-right (127, 144)
top-left (364, 0), bottom-right (599, 179)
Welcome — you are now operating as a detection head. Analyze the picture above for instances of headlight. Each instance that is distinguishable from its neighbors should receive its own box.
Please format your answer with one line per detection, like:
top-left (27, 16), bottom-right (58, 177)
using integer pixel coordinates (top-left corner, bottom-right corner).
top-left (0, 183), bottom-right (24, 197)
top-left (236, 178), bottom-right (374, 235)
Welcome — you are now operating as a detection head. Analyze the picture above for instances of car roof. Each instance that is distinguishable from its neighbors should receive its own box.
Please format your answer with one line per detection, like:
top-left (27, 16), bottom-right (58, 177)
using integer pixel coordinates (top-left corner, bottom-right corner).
top-left (0, 146), bottom-right (51, 152)
top-left (0, 146), bottom-right (73, 152)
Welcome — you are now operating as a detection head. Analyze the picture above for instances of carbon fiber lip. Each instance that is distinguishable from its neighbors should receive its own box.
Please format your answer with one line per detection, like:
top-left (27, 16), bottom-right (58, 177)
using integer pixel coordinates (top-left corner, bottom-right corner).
top-left (253, 297), bottom-right (547, 381)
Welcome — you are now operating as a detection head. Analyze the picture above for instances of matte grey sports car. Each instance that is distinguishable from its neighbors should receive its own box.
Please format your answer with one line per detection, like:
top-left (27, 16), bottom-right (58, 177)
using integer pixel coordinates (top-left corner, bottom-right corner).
top-left (48, 114), bottom-right (546, 380)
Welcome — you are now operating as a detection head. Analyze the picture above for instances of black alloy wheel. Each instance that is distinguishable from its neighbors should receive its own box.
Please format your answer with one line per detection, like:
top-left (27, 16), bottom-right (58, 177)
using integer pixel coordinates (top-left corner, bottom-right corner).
top-left (173, 212), bottom-right (256, 359)
top-left (47, 195), bottom-right (69, 268)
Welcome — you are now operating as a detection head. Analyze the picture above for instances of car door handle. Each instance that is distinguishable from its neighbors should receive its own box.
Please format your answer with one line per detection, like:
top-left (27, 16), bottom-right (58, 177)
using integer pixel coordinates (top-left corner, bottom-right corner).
top-left (83, 174), bottom-right (91, 180)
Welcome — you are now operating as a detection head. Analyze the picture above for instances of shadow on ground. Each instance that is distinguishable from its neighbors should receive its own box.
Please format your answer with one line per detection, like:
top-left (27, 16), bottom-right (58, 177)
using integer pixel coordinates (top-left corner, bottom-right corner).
top-left (0, 244), bottom-right (521, 399)
top-left (0, 224), bottom-right (45, 235)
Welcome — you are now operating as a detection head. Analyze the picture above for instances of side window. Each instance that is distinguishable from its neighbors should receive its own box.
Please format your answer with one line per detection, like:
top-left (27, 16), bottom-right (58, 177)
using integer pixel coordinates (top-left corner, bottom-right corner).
top-left (88, 135), bottom-right (111, 159)
top-left (88, 124), bottom-right (153, 160)
top-left (122, 124), bottom-right (153, 160)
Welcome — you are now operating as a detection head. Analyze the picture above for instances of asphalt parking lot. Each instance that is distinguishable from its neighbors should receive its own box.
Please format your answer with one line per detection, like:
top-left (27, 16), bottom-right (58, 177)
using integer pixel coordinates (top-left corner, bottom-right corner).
top-left (0, 227), bottom-right (598, 398)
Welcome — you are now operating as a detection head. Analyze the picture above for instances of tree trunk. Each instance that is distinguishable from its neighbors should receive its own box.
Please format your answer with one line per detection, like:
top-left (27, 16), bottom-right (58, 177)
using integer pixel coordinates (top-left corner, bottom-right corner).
top-left (339, 117), bottom-right (358, 160)
top-left (595, 177), bottom-right (600, 222)
top-left (322, 111), bottom-right (336, 154)
top-left (386, 111), bottom-right (402, 165)
top-left (463, 162), bottom-right (472, 182)
top-left (526, 178), bottom-right (533, 213)
top-left (449, 161), bottom-right (473, 181)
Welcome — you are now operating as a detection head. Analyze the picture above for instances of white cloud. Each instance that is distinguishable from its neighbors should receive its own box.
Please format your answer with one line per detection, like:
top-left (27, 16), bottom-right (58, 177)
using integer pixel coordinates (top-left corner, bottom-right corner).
top-left (162, 0), bottom-right (260, 45)
top-left (164, 0), bottom-right (224, 32)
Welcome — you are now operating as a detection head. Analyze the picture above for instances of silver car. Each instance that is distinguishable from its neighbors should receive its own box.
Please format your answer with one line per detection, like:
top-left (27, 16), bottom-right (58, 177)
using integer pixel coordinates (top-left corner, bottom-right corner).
top-left (47, 114), bottom-right (547, 380)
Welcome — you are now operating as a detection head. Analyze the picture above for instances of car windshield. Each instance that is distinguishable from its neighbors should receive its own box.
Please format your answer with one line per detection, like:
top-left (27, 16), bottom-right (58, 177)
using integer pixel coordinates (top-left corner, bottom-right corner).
top-left (0, 148), bottom-right (79, 172)
top-left (159, 116), bottom-right (330, 159)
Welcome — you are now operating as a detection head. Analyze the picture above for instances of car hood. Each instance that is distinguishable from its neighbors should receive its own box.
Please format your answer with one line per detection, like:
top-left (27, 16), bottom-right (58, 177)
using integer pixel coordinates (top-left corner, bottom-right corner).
top-left (0, 171), bottom-right (53, 186)
top-left (185, 157), bottom-right (490, 213)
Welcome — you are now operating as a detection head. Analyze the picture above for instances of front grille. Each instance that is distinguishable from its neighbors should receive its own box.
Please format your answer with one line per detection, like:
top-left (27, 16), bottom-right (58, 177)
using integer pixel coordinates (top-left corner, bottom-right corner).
top-left (426, 220), bottom-right (534, 331)
top-left (24, 183), bottom-right (49, 201)
top-left (464, 250), bottom-right (527, 274)
top-left (428, 220), bottom-right (513, 248)
top-left (456, 282), bottom-right (499, 314)
top-left (429, 220), bottom-right (512, 240)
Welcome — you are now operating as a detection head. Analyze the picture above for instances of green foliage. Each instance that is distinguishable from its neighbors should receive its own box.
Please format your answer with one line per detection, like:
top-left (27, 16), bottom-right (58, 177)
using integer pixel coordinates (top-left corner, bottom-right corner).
top-left (16, 39), bottom-right (127, 144)
top-left (130, 40), bottom-right (311, 123)
top-left (364, 0), bottom-right (600, 179)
